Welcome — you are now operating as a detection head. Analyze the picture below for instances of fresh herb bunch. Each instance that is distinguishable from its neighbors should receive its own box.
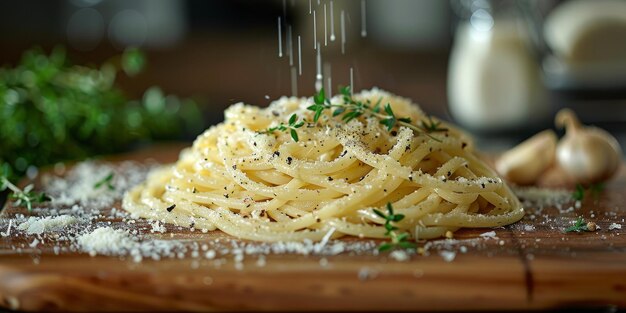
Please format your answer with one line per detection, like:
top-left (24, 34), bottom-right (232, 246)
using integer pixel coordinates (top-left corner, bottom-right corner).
top-left (0, 46), bottom-right (203, 184)
top-left (373, 203), bottom-right (416, 251)
top-left (0, 164), bottom-right (50, 211)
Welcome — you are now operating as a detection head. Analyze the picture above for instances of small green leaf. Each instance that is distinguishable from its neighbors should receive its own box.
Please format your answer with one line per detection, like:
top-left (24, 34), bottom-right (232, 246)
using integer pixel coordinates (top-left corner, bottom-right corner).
top-left (398, 117), bottom-right (412, 123)
top-left (398, 241), bottom-right (416, 249)
top-left (386, 202), bottom-right (394, 215)
top-left (290, 129), bottom-right (299, 142)
top-left (380, 118), bottom-right (396, 131)
top-left (314, 109), bottom-right (323, 123)
top-left (378, 243), bottom-right (393, 252)
top-left (340, 86), bottom-right (351, 97)
top-left (288, 114), bottom-right (297, 125)
top-left (94, 172), bottom-right (115, 190)
top-left (307, 104), bottom-right (321, 111)
top-left (314, 88), bottom-right (325, 105)
top-left (294, 121), bottom-right (305, 128)
top-left (384, 103), bottom-right (395, 118)
top-left (396, 232), bottom-right (410, 242)
top-left (391, 214), bottom-right (405, 222)
top-left (373, 209), bottom-right (386, 219)
top-left (332, 107), bottom-right (345, 117)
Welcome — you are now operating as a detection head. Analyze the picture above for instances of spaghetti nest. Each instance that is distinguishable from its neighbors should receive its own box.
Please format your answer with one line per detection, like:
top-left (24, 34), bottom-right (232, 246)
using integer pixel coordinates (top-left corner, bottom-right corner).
top-left (123, 88), bottom-right (523, 242)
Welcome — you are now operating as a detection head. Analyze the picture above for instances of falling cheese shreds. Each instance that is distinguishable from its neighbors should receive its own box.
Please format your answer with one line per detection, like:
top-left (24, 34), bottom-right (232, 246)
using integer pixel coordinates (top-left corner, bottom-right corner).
top-left (17, 215), bottom-right (78, 235)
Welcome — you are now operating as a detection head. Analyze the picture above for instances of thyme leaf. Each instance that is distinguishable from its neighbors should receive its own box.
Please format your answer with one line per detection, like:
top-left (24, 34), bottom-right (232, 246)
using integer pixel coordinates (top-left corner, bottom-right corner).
top-left (94, 172), bottom-right (115, 191)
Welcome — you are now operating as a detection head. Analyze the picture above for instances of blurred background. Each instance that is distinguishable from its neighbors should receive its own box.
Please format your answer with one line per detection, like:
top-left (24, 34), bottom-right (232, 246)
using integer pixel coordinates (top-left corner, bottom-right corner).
top-left (1, 0), bottom-right (626, 183)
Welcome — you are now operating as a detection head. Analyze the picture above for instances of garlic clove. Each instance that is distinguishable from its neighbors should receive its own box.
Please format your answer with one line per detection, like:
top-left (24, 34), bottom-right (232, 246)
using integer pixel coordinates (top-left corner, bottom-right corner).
top-left (536, 163), bottom-right (576, 188)
top-left (555, 109), bottom-right (622, 184)
top-left (496, 130), bottom-right (557, 185)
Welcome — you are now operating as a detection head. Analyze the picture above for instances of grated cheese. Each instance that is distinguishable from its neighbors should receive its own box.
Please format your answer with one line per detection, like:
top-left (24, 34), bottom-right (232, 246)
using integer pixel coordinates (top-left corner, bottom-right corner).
top-left (439, 250), bottom-right (456, 262)
top-left (17, 215), bottom-right (78, 235)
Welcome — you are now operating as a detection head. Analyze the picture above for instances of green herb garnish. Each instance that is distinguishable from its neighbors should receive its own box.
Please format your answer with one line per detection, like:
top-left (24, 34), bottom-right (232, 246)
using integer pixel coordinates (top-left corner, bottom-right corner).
top-left (1, 165), bottom-right (50, 211)
top-left (260, 113), bottom-right (305, 142)
top-left (564, 216), bottom-right (591, 233)
top-left (94, 172), bottom-right (115, 191)
top-left (307, 87), bottom-right (443, 141)
top-left (421, 116), bottom-right (449, 133)
top-left (373, 203), bottom-right (416, 251)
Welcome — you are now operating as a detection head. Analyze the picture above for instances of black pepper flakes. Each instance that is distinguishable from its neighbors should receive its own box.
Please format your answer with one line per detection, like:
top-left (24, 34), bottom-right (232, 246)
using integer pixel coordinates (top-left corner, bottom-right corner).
top-left (166, 204), bottom-right (176, 212)
top-left (286, 157), bottom-right (293, 165)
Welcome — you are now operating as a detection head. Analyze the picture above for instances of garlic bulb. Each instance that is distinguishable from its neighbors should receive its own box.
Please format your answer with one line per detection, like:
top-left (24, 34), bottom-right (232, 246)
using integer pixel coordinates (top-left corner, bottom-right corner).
top-left (555, 109), bottom-right (622, 184)
top-left (496, 130), bottom-right (557, 185)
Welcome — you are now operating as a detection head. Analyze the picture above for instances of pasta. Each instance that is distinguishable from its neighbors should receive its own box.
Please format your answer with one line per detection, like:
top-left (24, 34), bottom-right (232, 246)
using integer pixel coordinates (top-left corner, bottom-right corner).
top-left (123, 88), bottom-right (524, 242)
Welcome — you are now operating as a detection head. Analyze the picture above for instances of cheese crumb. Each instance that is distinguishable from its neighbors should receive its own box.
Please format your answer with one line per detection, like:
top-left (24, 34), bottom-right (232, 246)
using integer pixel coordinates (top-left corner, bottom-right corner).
top-left (479, 231), bottom-right (497, 238)
top-left (77, 227), bottom-right (136, 256)
top-left (17, 215), bottom-right (78, 235)
top-left (440, 250), bottom-right (456, 262)
top-left (609, 223), bottom-right (622, 230)
top-left (389, 250), bottom-right (409, 261)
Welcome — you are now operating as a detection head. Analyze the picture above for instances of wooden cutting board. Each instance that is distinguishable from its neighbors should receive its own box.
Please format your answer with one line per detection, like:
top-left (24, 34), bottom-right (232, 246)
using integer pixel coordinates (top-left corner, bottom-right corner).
top-left (0, 144), bottom-right (625, 311)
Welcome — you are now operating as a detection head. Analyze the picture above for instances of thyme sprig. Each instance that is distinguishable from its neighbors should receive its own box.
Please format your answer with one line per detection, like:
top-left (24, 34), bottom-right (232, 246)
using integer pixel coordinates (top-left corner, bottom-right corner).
top-left (564, 216), bottom-right (592, 233)
top-left (373, 203), bottom-right (416, 251)
top-left (421, 116), bottom-right (449, 133)
top-left (259, 113), bottom-right (305, 142)
top-left (307, 87), bottom-right (443, 141)
top-left (1, 165), bottom-right (51, 211)
top-left (94, 172), bottom-right (115, 191)
top-left (259, 87), bottom-right (446, 144)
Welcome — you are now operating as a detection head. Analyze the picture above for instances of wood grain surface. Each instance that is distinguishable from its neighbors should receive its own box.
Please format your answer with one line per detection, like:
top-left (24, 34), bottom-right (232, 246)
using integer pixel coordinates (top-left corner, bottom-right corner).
top-left (0, 144), bottom-right (625, 311)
